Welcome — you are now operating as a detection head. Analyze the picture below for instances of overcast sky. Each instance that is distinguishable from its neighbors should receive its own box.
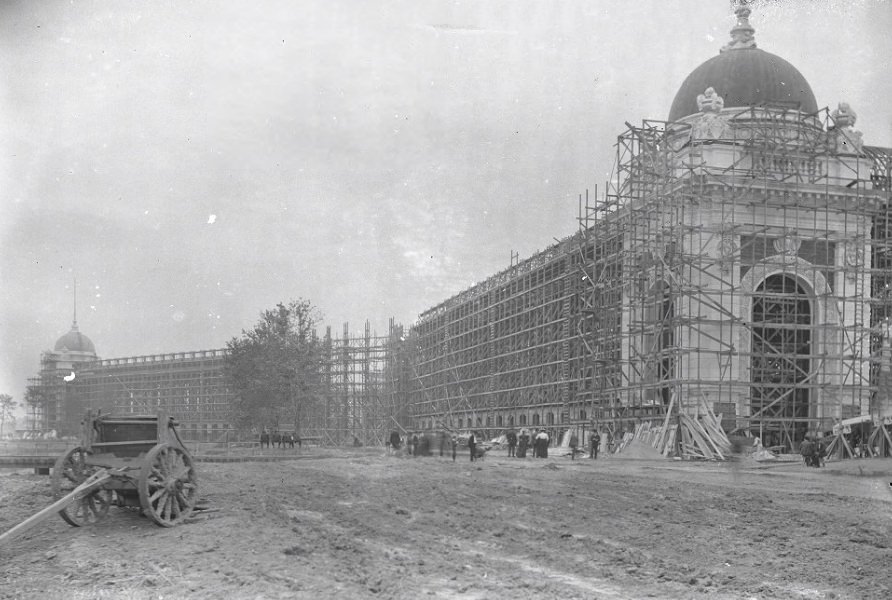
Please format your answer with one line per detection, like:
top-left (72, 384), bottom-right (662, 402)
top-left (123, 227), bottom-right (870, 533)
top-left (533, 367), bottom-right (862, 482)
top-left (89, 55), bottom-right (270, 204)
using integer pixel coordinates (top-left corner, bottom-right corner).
top-left (2, 0), bottom-right (891, 410)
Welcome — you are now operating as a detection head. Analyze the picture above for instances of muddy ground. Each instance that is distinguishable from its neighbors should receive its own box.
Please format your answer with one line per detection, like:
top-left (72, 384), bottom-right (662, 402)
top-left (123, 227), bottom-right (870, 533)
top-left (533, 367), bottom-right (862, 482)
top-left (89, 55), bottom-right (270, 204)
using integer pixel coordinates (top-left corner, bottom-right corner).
top-left (2, 447), bottom-right (892, 600)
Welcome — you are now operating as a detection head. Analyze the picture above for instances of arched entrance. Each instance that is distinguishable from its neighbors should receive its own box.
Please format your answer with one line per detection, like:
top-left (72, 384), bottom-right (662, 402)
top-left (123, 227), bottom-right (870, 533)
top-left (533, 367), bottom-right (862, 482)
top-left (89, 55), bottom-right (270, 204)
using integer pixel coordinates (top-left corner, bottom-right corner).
top-left (750, 274), bottom-right (812, 447)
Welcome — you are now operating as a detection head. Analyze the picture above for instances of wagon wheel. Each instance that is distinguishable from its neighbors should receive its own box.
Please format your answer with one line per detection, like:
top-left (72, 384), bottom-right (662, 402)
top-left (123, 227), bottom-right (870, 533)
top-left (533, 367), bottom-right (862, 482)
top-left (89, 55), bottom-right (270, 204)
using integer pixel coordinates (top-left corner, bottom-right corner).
top-left (51, 447), bottom-right (113, 527)
top-left (138, 443), bottom-right (198, 527)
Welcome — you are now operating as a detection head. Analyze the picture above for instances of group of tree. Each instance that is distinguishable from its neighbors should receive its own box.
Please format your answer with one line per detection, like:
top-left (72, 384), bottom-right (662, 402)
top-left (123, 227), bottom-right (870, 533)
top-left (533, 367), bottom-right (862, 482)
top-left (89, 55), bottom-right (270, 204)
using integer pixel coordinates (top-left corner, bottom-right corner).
top-left (224, 299), bottom-right (324, 432)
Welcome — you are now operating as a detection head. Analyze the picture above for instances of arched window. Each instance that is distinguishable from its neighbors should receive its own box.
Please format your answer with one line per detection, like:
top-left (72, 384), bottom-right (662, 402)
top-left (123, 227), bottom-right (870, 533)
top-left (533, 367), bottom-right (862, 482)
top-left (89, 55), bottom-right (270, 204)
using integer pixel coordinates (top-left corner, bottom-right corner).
top-left (546, 412), bottom-right (554, 425)
top-left (579, 410), bottom-right (586, 421)
top-left (751, 274), bottom-right (812, 445)
top-left (458, 418), bottom-right (463, 429)
top-left (496, 416), bottom-right (503, 427)
top-left (532, 414), bottom-right (540, 426)
top-left (519, 414), bottom-right (527, 426)
top-left (508, 415), bottom-right (515, 427)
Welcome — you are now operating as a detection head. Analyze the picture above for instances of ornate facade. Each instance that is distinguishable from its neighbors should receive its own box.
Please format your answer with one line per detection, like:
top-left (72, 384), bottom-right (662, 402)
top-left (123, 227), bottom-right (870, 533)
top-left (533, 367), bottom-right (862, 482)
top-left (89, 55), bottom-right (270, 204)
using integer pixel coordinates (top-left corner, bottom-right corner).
top-left (405, 8), bottom-right (892, 450)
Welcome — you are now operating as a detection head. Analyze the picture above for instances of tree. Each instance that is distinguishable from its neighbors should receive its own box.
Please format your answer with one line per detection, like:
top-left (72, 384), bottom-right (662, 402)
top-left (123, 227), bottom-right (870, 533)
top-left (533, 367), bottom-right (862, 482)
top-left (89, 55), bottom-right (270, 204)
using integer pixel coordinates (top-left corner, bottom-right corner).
top-left (0, 393), bottom-right (17, 438)
top-left (24, 385), bottom-right (49, 431)
top-left (224, 299), bottom-right (323, 431)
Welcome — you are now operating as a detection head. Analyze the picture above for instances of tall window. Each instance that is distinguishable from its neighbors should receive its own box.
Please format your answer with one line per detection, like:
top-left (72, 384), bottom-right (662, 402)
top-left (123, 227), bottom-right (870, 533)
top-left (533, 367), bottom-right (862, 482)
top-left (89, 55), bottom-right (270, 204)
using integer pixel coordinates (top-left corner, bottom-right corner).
top-left (750, 274), bottom-right (812, 445)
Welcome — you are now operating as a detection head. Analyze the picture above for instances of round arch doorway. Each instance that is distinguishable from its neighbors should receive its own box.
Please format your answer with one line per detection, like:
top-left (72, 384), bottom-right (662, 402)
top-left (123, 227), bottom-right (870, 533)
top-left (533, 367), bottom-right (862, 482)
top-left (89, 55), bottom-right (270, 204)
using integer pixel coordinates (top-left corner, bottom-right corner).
top-left (750, 274), bottom-right (812, 448)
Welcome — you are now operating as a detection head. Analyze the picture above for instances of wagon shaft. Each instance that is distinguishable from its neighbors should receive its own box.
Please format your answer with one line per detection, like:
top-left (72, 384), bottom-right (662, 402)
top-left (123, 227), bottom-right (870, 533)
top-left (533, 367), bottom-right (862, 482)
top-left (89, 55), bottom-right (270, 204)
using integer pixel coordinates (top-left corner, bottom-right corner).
top-left (0, 470), bottom-right (111, 547)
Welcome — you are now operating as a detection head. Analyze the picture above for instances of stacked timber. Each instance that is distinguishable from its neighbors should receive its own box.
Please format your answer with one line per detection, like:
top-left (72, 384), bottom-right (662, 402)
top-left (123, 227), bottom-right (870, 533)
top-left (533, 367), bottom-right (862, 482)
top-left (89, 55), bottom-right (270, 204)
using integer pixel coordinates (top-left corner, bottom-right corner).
top-left (613, 398), bottom-right (733, 460)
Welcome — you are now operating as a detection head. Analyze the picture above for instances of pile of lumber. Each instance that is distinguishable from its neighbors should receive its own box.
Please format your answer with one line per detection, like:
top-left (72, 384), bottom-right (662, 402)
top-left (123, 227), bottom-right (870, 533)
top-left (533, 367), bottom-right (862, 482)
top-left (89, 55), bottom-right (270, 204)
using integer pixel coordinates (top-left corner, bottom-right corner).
top-left (614, 397), bottom-right (733, 460)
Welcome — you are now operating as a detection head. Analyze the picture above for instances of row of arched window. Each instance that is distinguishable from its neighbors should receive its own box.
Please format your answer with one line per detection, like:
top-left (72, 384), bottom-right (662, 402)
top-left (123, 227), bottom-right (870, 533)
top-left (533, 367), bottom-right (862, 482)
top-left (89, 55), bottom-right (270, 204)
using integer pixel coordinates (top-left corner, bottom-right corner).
top-left (417, 409), bottom-right (589, 431)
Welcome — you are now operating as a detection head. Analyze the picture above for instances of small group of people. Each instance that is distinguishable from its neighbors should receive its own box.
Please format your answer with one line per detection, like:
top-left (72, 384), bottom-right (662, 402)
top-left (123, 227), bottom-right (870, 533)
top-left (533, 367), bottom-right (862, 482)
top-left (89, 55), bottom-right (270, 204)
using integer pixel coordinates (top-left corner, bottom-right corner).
top-left (389, 431), bottom-right (460, 461)
top-left (799, 437), bottom-right (826, 468)
top-left (388, 427), bottom-right (610, 462)
top-left (260, 428), bottom-right (301, 449)
top-left (504, 429), bottom-right (552, 458)
top-left (567, 429), bottom-right (601, 460)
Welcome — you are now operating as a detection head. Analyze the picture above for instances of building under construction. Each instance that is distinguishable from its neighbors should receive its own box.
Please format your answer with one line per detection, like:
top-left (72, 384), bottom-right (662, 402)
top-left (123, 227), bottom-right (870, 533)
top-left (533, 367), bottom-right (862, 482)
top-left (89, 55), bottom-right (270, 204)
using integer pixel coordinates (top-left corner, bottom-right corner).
top-left (26, 8), bottom-right (892, 457)
top-left (404, 7), bottom-right (892, 456)
top-left (27, 320), bottom-right (410, 446)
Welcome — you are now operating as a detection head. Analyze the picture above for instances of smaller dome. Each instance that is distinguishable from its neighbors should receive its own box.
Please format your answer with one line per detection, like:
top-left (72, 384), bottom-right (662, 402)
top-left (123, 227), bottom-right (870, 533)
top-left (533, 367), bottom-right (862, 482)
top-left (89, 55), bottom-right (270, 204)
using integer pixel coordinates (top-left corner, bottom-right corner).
top-left (54, 322), bottom-right (96, 354)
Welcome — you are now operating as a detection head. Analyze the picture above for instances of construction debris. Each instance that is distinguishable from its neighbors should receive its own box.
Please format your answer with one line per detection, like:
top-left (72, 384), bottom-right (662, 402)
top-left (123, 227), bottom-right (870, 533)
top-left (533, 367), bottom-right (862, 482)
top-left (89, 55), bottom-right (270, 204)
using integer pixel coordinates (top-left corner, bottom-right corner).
top-left (614, 398), bottom-right (733, 460)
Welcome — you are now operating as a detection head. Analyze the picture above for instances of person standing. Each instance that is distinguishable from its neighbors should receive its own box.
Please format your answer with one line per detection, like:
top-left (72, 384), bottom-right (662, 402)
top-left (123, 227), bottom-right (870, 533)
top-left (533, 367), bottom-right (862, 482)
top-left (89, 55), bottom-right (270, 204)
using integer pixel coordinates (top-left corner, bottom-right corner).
top-left (539, 430), bottom-right (549, 458)
top-left (412, 433), bottom-right (419, 457)
top-left (468, 431), bottom-right (477, 462)
top-left (517, 429), bottom-right (528, 458)
top-left (451, 436), bottom-right (457, 461)
top-left (506, 429), bottom-right (517, 457)
top-left (569, 430), bottom-right (579, 460)
top-left (800, 437), bottom-right (815, 467)
top-left (389, 430), bottom-right (401, 456)
top-left (590, 430), bottom-right (601, 459)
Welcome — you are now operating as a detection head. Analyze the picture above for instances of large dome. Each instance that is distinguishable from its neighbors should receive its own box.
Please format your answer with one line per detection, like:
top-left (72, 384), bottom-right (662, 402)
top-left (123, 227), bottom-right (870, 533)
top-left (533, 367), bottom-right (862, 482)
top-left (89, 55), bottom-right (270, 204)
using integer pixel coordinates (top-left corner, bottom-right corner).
top-left (54, 322), bottom-right (96, 354)
top-left (668, 8), bottom-right (818, 122)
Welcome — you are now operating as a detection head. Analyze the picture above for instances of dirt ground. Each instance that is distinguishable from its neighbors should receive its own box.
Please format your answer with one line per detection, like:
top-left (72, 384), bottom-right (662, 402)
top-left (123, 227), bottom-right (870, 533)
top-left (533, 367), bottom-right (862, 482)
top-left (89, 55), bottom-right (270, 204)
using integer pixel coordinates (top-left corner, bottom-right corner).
top-left (2, 447), bottom-right (892, 600)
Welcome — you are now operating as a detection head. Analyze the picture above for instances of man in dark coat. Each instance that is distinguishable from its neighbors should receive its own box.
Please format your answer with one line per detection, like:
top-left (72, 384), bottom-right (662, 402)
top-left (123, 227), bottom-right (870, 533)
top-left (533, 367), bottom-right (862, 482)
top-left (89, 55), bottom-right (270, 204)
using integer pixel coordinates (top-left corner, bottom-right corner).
top-left (800, 438), bottom-right (815, 467)
top-left (506, 430), bottom-right (517, 457)
top-left (569, 431), bottom-right (579, 460)
top-left (389, 430), bottom-right (401, 454)
top-left (468, 431), bottom-right (477, 462)
top-left (590, 430), bottom-right (601, 459)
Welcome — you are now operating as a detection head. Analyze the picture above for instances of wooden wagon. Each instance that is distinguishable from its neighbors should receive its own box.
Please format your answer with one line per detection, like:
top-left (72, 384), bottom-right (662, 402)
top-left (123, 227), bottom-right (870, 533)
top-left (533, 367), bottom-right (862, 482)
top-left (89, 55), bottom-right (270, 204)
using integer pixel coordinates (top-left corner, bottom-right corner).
top-left (50, 410), bottom-right (199, 528)
top-left (0, 411), bottom-right (199, 546)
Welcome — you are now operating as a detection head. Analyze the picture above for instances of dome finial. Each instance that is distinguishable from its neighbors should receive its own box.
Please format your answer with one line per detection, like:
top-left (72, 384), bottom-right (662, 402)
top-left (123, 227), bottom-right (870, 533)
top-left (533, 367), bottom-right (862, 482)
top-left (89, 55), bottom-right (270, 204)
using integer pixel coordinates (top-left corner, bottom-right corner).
top-left (721, 2), bottom-right (757, 53)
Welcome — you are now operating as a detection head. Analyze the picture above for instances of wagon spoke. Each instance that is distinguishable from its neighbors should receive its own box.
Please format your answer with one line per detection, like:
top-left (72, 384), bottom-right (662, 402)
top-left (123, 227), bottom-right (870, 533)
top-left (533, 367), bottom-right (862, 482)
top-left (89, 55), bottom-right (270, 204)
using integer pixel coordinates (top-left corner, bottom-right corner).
top-left (149, 487), bottom-right (166, 503)
top-left (84, 496), bottom-right (96, 521)
top-left (162, 495), bottom-right (173, 521)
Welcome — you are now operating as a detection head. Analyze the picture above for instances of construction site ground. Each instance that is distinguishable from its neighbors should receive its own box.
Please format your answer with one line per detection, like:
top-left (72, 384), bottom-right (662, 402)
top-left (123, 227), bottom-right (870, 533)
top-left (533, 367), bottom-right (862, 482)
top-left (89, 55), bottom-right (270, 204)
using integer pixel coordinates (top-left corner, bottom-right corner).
top-left (2, 447), bottom-right (891, 600)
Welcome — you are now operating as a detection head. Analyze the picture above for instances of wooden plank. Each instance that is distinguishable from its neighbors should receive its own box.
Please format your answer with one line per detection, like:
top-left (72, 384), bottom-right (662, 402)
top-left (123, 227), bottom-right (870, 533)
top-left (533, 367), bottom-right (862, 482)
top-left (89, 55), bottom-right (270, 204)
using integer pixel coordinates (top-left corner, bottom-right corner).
top-left (657, 394), bottom-right (676, 449)
top-left (0, 470), bottom-right (110, 547)
top-left (683, 416), bottom-right (717, 460)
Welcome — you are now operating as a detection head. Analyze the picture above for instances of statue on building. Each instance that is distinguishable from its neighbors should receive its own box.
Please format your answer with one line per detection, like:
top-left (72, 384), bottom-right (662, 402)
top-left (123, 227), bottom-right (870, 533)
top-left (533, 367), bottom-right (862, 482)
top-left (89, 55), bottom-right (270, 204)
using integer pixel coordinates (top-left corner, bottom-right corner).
top-left (718, 232), bottom-right (738, 273)
top-left (843, 240), bottom-right (865, 283)
top-left (721, 6), bottom-right (757, 53)
top-left (829, 102), bottom-right (864, 154)
top-left (692, 87), bottom-right (729, 140)
top-left (773, 234), bottom-right (801, 256)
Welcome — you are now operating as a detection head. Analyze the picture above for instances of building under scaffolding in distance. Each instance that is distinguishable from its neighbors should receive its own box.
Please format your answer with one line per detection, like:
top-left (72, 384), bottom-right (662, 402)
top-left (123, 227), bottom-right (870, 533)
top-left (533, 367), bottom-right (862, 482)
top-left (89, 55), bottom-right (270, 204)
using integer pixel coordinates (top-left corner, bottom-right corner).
top-left (27, 320), bottom-right (410, 446)
top-left (403, 7), bottom-right (892, 455)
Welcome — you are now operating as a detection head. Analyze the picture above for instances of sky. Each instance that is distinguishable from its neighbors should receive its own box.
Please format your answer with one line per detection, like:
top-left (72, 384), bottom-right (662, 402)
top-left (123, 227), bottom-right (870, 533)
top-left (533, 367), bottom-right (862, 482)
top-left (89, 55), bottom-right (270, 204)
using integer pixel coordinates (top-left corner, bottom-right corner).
top-left (2, 0), bottom-right (891, 414)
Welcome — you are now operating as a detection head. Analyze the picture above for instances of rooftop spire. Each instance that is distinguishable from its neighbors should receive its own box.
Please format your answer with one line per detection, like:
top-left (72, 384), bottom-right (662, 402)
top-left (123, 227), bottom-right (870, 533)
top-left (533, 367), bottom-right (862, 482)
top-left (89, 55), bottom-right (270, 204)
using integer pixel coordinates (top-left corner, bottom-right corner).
top-left (721, 4), bottom-right (757, 53)
top-left (72, 277), bottom-right (78, 329)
